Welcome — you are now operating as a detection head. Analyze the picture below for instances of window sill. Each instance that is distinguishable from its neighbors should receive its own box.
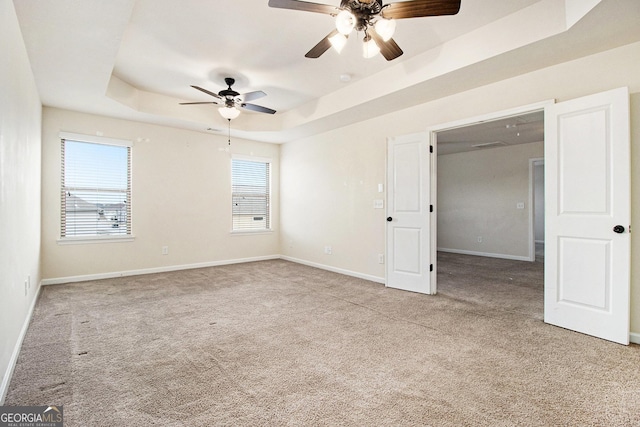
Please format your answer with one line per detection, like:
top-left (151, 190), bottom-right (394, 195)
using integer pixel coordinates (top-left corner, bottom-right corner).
top-left (57, 235), bottom-right (136, 245)
top-left (230, 229), bottom-right (273, 236)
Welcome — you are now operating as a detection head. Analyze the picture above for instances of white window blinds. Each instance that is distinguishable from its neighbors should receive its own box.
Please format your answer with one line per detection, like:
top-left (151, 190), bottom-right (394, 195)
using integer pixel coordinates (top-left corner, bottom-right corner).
top-left (61, 138), bottom-right (132, 238)
top-left (231, 158), bottom-right (271, 231)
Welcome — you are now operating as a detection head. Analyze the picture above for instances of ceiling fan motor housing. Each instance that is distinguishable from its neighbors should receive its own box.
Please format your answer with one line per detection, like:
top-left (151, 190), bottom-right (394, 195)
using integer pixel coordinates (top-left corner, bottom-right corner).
top-left (219, 78), bottom-right (240, 99)
top-left (347, 0), bottom-right (384, 31)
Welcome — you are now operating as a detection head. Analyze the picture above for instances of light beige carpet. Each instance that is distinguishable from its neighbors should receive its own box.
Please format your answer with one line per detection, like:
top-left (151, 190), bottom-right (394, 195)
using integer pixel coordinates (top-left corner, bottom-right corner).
top-left (5, 256), bottom-right (640, 426)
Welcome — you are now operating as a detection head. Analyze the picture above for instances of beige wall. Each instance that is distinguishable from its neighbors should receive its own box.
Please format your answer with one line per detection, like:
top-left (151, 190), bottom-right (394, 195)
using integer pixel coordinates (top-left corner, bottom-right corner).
top-left (280, 41), bottom-right (640, 336)
top-left (0, 1), bottom-right (42, 403)
top-left (437, 142), bottom-right (544, 259)
top-left (41, 108), bottom-right (280, 281)
top-left (280, 126), bottom-right (388, 281)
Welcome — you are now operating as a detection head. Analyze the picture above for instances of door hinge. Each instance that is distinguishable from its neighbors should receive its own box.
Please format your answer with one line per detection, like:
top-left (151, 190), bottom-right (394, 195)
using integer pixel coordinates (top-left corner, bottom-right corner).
top-left (430, 205), bottom-right (433, 212)
top-left (430, 264), bottom-right (433, 272)
top-left (429, 145), bottom-right (433, 153)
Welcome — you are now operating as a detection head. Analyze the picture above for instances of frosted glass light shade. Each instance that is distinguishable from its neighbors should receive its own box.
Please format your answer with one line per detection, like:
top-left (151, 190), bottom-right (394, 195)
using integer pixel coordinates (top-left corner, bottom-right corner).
top-left (335, 10), bottom-right (356, 35)
top-left (374, 18), bottom-right (396, 41)
top-left (329, 33), bottom-right (348, 53)
top-left (219, 106), bottom-right (240, 120)
top-left (362, 37), bottom-right (380, 58)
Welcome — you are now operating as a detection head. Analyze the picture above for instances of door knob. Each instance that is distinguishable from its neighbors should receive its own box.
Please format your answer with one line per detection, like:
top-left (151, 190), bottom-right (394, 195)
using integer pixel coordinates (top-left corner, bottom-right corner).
top-left (387, 217), bottom-right (393, 222)
top-left (613, 225), bottom-right (625, 234)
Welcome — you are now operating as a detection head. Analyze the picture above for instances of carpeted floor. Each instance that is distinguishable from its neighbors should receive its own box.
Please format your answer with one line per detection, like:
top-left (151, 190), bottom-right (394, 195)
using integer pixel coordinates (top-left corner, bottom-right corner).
top-left (5, 255), bottom-right (640, 426)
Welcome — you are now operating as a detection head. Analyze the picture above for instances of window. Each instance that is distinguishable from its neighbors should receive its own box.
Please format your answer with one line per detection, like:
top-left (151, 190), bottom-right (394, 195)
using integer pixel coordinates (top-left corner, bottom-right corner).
top-left (60, 133), bottom-right (132, 239)
top-left (231, 157), bottom-right (271, 232)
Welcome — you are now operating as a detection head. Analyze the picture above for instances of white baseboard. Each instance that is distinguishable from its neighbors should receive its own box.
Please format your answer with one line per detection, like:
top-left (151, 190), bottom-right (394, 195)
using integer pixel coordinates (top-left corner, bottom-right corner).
top-left (437, 247), bottom-right (532, 262)
top-left (0, 281), bottom-right (42, 405)
top-left (280, 256), bottom-right (385, 285)
top-left (41, 255), bottom-right (281, 285)
top-left (630, 332), bottom-right (640, 345)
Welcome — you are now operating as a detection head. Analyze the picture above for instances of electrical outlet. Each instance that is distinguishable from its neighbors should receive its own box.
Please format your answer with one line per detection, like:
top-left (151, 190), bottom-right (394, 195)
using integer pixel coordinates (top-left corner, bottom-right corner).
top-left (162, 246), bottom-right (169, 255)
top-left (477, 236), bottom-right (483, 243)
top-left (378, 254), bottom-right (384, 264)
top-left (324, 246), bottom-right (332, 255)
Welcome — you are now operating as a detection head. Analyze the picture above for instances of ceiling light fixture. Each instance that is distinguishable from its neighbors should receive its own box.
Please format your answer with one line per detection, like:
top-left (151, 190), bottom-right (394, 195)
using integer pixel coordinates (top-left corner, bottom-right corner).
top-left (374, 17), bottom-right (396, 41)
top-left (219, 106), bottom-right (240, 120)
top-left (362, 33), bottom-right (380, 58)
top-left (329, 32), bottom-right (348, 53)
top-left (335, 10), bottom-right (356, 34)
top-left (337, 9), bottom-right (392, 59)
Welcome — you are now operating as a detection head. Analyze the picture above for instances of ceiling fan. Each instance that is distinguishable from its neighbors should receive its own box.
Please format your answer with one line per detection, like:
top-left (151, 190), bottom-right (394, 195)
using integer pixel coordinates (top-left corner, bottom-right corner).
top-left (180, 77), bottom-right (276, 120)
top-left (268, 0), bottom-right (461, 61)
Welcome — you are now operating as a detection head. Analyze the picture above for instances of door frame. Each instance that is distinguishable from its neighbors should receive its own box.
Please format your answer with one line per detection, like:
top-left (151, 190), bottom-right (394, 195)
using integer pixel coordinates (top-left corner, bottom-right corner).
top-left (426, 100), bottom-right (554, 291)
top-left (529, 157), bottom-right (545, 261)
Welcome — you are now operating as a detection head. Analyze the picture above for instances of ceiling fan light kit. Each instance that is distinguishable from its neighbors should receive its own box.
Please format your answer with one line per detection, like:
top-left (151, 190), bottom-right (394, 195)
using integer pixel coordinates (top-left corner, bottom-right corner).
top-left (362, 34), bottom-right (380, 58)
top-left (219, 106), bottom-right (241, 120)
top-left (374, 17), bottom-right (396, 41)
top-left (336, 10), bottom-right (356, 34)
top-left (329, 32), bottom-right (348, 53)
top-left (268, 0), bottom-right (461, 61)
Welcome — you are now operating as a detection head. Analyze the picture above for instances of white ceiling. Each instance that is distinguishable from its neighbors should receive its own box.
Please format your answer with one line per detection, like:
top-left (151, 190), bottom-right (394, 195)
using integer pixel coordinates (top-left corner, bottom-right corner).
top-left (437, 111), bottom-right (544, 156)
top-left (12, 0), bottom-right (640, 144)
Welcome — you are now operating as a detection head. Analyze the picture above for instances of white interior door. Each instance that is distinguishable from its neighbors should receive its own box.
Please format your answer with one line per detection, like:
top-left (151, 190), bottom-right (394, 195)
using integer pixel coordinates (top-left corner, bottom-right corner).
top-left (544, 87), bottom-right (630, 345)
top-left (386, 133), bottom-right (434, 294)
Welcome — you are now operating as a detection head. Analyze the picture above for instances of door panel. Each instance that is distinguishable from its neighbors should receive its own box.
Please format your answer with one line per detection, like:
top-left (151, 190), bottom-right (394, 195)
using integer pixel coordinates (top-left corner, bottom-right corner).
top-left (393, 228), bottom-right (422, 274)
top-left (558, 237), bottom-right (609, 309)
top-left (386, 133), bottom-right (432, 294)
top-left (558, 109), bottom-right (609, 213)
top-left (544, 87), bottom-right (630, 344)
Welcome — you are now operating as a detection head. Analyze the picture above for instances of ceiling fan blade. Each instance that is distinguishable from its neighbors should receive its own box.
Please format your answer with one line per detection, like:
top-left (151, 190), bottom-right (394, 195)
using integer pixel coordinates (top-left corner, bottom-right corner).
top-left (240, 90), bottom-right (267, 102)
top-left (179, 101), bottom-right (218, 105)
top-left (241, 103), bottom-right (277, 114)
top-left (305, 29), bottom-right (339, 58)
top-left (369, 29), bottom-right (403, 61)
top-left (268, 0), bottom-right (338, 15)
top-left (191, 85), bottom-right (222, 99)
top-left (382, 0), bottom-right (461, 19)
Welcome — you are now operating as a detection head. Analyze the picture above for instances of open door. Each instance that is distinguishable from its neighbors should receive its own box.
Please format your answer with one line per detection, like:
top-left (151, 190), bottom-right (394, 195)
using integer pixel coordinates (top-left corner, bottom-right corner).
top-left (386, 133), bottom-right (434, 294)
top-left (544, 87), bottom-right (631, 345)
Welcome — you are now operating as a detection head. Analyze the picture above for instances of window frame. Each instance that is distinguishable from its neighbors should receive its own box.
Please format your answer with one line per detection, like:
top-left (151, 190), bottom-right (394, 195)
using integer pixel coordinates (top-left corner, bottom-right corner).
top-left (230, 154), bottom-right (273, 234)
top-left (58, 132), bottom-right (134, 244)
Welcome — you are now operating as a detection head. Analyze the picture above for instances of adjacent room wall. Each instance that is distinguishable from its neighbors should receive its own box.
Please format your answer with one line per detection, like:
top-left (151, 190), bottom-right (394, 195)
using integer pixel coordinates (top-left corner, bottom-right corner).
top-left (0, 1), bottom-right (42, 404)
top-left (437, 141), bottom-right (544, 260)
top-left (280, 41), bottom-right (640, 336)
top-left (40, 108), bottom-right (280, 282)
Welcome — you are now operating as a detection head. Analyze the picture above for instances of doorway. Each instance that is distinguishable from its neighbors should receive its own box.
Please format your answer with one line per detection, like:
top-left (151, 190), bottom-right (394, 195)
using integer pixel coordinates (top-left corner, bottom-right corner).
top-left (432, 104), bottom-right (547, 318)
top-left (387, 89), bottom-right (631, 344)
